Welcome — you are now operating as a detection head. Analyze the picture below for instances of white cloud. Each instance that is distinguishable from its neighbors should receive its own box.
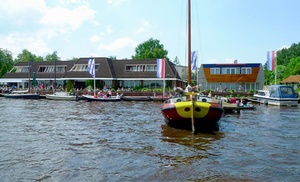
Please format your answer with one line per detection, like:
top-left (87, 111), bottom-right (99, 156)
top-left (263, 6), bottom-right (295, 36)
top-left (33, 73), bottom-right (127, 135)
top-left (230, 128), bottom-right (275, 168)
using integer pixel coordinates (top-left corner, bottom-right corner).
top-left (0, 33), bottom-right (52, 58)
top-left (106, 0), bottom-right (128, 5)
top-left (39, 5), bottom-right (96, 30)
top-left (135, 20), bottom-right (150, 33)
top-left (0, 0), bottom-right (46, 13)
top-left (90, 35), bottom-right (103, 43)
top-left (98, 37), bottom-right (136, 51)
top-left (105, 25), bottom-right (115, 34)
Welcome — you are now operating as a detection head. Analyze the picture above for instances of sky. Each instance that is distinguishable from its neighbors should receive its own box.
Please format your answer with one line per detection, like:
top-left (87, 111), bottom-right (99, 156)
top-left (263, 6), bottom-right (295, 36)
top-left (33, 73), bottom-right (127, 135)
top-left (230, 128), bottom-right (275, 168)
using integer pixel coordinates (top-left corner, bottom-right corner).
top-left (1, 0), bottom-right (300, 66)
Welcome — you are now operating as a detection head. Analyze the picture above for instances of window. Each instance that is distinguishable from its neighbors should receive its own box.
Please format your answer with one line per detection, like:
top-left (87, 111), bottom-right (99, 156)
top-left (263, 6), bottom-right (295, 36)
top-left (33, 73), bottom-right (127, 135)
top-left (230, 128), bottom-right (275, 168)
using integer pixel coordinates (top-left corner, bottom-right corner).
top-left (126, 64), bottom-right (156, 72)
top-left (71, 64), bottom-right (99, 72)
top-left (241, 67), bottom-right (252, 74)
top-left (210, 68), bottom-right (220, 74)
top-left (15, 66), bottom-right (30, 73)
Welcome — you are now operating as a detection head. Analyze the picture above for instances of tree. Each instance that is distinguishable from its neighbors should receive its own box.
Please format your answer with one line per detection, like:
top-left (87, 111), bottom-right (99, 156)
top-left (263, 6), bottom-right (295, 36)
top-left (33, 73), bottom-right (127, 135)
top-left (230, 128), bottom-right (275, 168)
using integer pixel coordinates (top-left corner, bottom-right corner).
top-left (132, 38), bottom-right (169, 60)
top-left (0, 48), bottom-right (14, 77)
top-left (108, 56), bottom-right (117, 60)
top-left (15, 49), bottom-right (40, 62)
top-left (173, 56), bottom-right (180, 65)
top-left (45, 51), bottom-right (60, 61)
top-left (265, 41), bottom-right (300, 84)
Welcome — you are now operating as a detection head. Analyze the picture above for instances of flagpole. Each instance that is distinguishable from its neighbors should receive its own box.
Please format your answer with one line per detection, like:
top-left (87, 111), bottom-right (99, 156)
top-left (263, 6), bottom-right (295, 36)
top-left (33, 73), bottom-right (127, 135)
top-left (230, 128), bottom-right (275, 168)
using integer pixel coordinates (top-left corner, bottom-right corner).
top-left (275, 56), bottom-right (277, 85)
top-left (93, 59), bottom-right (96, 97)
top-left (163, 59), bottom-right (166, 97)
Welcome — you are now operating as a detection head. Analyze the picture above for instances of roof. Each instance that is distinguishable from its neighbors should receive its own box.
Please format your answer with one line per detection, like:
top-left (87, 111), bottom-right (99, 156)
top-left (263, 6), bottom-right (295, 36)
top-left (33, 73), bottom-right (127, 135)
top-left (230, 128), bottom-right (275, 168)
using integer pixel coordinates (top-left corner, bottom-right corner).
top-left (280, 75), bottom-right (300, 83)
top-left (202, 63), bottom-right (261, 68)
top-left (1, 58), bottom-right (182, 81)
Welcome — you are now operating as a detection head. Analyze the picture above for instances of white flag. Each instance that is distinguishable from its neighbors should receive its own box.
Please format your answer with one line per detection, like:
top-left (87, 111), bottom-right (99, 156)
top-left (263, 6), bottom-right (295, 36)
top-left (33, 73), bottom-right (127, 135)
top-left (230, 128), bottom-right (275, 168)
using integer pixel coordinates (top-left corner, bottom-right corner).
top-left (87, 58), bottom-right (95, 77)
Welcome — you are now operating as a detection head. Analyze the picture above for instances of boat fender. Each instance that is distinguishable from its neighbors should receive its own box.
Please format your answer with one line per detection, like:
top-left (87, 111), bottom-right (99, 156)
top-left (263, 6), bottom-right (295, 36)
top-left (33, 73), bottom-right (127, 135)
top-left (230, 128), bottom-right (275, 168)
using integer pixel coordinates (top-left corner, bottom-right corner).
top-left (202, 98), bottom-right (207, 102)
top-left (176, 99), bottom-right (181, 102)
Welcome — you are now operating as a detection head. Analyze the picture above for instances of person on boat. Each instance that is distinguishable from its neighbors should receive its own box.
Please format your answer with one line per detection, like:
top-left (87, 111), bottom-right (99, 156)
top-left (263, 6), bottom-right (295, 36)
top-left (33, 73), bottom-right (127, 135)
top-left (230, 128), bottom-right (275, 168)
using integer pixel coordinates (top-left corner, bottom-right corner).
top-left (107, 89), bottom-right (112, 97)
top-left (238, 84), bottom-right (243, 91)
top-left (98, 90), bottom-right (102, 98)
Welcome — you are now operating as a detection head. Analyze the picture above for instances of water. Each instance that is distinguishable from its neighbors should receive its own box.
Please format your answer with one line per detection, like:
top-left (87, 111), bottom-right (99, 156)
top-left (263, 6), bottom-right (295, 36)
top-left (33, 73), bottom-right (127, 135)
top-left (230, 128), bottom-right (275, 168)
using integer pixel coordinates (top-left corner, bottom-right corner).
top-left (0, 97), bottom-right (299, 181)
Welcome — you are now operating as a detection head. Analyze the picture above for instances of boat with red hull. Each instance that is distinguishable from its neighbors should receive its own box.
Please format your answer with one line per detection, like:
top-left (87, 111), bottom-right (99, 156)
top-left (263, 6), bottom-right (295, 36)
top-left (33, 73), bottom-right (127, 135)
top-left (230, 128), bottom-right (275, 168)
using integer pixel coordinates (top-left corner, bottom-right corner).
top-left (160, 0), bottom-right (224, 134)
top-left (161, 95), bottom-right (224, 133)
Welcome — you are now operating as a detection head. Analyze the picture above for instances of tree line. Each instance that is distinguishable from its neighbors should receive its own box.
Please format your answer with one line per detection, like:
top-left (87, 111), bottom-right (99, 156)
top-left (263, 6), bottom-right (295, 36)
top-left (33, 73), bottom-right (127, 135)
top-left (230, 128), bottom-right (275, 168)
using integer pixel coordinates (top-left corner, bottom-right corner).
top-left (264, 42), bottom-right (300, 85)
top-left (1, 38), bottom-right (300, 85)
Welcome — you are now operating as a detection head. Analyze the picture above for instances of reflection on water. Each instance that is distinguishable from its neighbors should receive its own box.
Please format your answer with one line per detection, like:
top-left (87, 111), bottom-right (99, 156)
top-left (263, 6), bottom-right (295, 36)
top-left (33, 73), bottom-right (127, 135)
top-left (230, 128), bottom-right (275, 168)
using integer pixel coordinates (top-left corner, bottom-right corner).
top-left (0, 98), bottom-right (299, 181)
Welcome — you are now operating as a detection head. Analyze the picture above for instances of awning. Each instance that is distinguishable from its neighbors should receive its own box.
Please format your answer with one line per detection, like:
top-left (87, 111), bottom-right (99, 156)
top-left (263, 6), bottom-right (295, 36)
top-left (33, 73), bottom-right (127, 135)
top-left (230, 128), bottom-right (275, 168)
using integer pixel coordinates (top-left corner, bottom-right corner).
top-left (0, 78), bottom-right (25, 83)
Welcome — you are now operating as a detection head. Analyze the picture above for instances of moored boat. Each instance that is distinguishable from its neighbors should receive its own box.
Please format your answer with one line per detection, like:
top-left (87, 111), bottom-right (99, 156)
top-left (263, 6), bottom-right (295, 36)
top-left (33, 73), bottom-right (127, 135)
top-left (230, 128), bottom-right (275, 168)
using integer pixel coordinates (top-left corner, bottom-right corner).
top-left (82, 95), bottom-right (121, 102)
top-left (45, 92), bottom-right (79, 101)
top-left (253, 85), bottom-right (298, 106)
top-left (3, 90), bottom-right (40, 99)
top-left (160, 0), bottom-right (224, 134)
top-left (121, 95), bottom-right (151, 101)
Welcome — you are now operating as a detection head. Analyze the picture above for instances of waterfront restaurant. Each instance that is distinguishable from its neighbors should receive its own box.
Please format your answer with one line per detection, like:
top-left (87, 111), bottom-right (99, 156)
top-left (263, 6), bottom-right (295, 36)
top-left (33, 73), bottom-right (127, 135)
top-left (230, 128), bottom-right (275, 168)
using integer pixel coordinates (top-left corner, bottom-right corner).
top-left (0, 58), bottom-right (264, 92)
top-left (0, 58), bottom-right (184, 91)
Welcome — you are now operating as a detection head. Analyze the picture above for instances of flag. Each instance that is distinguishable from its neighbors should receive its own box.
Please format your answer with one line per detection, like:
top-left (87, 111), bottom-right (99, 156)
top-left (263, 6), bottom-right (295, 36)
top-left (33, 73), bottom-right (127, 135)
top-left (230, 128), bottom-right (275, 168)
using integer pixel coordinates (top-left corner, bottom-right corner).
top-left (267, 51), bottom-right (276, 71)
top-left (88, 58), bottom-right (95, 77)
top-left (191, 51), bottom-right (197, 71)
top-left (156, 58), bottom-right (165, 78)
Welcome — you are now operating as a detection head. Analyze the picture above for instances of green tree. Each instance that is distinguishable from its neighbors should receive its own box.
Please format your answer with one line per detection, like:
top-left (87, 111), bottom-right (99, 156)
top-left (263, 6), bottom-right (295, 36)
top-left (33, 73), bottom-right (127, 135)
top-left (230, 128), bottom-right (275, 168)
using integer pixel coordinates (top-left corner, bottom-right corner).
top-left (15, 49), bottom-right (40, 62)
top-left (45, 51), bottom-right (60, 61)
top-left (173, 56), bottom-right (180, 65)
top-left (0, 48), bottom-right (14, 77)
top-left (132, 38), bottom-right (169, 60)
top-left (108, 56), bottom-right (117, 60)
top-left (265, 42), bottom-right (300, 84)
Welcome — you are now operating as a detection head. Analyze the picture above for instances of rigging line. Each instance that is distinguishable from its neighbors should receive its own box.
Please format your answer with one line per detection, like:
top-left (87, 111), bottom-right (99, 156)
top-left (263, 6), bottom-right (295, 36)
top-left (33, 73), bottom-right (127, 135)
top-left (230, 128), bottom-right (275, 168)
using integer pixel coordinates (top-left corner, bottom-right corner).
top-left (193, 0), bottom-right (204, 65)
top-left (174, 0), bottom-right (186, 66)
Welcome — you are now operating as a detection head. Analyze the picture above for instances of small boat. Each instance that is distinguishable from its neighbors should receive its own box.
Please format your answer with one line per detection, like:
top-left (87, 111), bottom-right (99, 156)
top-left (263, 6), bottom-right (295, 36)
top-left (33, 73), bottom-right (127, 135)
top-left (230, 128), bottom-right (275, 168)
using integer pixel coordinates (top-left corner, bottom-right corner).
top-left (162, 93), bottom-right (224, 133)
top-left (45, 92), bottom-right (79, 101)
top-left (160, 0), bottom-right (224, 134)
top-left (239, 101), bottom-right (255, 110)
top-left (253, 85), bottom-right (299, 106)
top-left (121, 95), bottom-right (151, 101)
top-left (3, 90), bottom-right (40, 99)
top-left (82, 95), bottom-right (121, 102)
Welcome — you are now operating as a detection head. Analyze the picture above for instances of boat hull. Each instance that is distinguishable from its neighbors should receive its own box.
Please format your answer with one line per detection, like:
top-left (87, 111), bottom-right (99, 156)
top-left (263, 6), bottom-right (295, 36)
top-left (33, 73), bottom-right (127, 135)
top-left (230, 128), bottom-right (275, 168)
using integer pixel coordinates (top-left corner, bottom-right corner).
top-left (4, 94), bottom-right (40, 99)
top-left (161, 101), bottom-right (224, 132)
top-left (45, 94), bottom-right (79, 101)
top-left (82, 95), bottom-right (121, 102)
top-left (121, 96), bottom-right (151, 101)
top-left (253, 96), bottom-right (299, 106)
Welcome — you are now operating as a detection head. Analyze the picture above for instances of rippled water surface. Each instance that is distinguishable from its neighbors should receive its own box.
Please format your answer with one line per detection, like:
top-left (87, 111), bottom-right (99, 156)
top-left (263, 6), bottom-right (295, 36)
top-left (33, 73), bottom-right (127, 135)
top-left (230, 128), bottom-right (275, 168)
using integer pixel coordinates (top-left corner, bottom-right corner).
top-left (0, 97), bottom-right (299, 181)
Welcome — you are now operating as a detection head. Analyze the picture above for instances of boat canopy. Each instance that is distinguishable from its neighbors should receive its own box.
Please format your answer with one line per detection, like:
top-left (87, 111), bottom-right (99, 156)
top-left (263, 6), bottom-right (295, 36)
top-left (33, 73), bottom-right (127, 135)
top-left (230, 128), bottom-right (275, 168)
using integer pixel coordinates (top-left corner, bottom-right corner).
top-left (267, 85), bottom-right (298, 98)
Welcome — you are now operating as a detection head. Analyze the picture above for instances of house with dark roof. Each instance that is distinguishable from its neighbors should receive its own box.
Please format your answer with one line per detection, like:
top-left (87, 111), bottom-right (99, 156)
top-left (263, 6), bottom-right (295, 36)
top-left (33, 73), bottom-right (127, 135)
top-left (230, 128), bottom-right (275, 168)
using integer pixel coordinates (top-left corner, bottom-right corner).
top-left (0, 57), bottom-right (265, 92)
top-left (0, 57), bottom-right (184, 90)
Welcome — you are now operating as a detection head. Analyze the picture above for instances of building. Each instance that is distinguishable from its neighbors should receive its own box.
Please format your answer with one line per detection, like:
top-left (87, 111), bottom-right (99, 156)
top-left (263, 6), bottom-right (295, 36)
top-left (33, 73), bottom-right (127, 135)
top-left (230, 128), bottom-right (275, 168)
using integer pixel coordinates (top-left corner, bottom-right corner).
top-left (0, 58), bottom-right (184, 90)
top-left (280, 75), bottom-right (300, 90)
top-left (0, 58), bottom-right (265, 92)
top-left (198, 62), bottom-right (264, 92)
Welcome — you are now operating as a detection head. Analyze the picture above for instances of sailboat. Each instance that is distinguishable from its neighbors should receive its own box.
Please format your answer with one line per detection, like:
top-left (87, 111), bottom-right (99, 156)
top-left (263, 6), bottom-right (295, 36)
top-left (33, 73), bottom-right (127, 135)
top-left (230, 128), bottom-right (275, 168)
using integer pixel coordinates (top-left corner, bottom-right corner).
top-left (161, 0), bottom-right (224, 133)
top-left (45, 60), bottom-right (79, 101)
top-left (81, 58), bottom-right (121, 102)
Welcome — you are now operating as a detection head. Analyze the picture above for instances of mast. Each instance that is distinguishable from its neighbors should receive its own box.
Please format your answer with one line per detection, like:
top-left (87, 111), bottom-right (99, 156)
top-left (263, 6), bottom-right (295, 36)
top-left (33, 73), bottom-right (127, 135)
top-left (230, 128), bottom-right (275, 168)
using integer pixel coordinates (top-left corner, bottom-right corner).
top-left (187, 0), bottom-right (191, 85)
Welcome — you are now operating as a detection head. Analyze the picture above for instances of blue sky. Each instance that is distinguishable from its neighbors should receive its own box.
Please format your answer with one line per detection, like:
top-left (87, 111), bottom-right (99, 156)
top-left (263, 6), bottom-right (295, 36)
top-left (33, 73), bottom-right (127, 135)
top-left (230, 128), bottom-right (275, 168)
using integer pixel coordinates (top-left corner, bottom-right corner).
top-left (1, 0), bottom-right (300, 66)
